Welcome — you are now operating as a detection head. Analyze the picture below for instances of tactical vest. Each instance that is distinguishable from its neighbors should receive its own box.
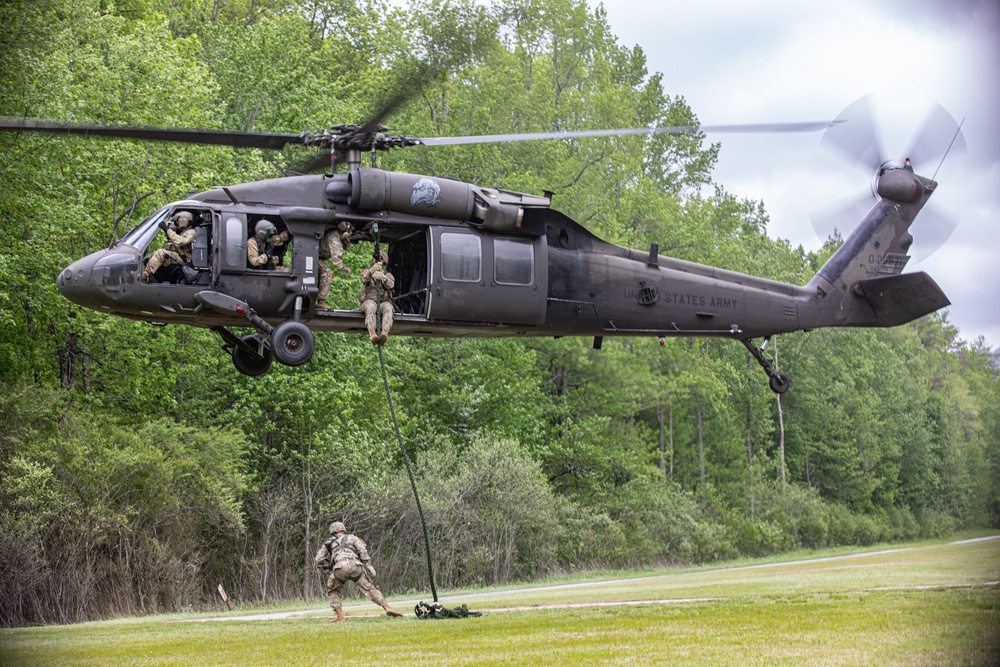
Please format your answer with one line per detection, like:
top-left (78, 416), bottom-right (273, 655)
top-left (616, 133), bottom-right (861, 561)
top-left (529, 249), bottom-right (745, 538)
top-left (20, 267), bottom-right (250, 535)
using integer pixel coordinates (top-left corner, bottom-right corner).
top-left (328, 535), bottom-right (360, 566)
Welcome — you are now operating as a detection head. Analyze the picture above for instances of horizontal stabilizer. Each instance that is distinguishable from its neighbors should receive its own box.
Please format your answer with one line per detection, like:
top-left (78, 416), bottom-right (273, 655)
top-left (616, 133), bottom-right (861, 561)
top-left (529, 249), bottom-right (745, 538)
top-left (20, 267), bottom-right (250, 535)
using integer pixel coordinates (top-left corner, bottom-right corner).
top-left (856, 272), bottom-right (950, 327)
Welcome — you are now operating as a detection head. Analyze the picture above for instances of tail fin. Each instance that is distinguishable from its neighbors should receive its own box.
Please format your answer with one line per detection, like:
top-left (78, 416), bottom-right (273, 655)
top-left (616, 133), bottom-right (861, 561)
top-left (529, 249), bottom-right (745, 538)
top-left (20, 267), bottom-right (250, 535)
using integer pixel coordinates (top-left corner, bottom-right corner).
top-left (805, 165), bottom-right (950, 327)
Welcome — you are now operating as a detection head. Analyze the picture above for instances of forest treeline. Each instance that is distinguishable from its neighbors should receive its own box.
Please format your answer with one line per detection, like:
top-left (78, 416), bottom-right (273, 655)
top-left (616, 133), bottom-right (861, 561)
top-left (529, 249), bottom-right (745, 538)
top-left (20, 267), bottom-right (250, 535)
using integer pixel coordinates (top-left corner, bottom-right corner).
top-left (1, 0), bottom-right (998, 627)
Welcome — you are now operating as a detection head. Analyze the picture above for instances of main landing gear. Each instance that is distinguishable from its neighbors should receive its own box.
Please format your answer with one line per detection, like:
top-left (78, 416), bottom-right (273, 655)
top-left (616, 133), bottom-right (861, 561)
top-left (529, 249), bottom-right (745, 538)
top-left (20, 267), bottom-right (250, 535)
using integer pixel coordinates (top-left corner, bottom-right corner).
top-left (198, 291), bottom-right (315, 376)
top-left (741, 336), bottom-right (791, 394)
top-left (214, 319), bottom-right (316, 376)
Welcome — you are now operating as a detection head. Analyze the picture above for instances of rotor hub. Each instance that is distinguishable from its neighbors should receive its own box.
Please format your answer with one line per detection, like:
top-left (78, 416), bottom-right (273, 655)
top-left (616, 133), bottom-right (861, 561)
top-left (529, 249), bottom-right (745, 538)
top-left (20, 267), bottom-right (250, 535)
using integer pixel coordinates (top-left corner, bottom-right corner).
top-left (300, 125), bottom-right (422, 153)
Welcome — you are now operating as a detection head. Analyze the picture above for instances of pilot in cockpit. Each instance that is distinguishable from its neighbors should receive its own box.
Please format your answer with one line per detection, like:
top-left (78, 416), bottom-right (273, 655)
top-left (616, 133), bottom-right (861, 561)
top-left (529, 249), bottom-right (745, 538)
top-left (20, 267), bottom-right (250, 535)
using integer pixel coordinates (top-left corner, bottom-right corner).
top-left (141, 211), bottom-right (195, 283)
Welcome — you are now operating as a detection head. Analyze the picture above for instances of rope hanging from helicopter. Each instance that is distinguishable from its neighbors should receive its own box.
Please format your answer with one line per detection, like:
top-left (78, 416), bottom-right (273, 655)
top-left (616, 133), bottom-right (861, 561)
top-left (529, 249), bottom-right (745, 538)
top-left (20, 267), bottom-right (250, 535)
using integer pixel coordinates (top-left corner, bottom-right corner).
top-left (372, 224), bottom-right (437, 603)
top-left (370, 223), bottom-right (482, 620)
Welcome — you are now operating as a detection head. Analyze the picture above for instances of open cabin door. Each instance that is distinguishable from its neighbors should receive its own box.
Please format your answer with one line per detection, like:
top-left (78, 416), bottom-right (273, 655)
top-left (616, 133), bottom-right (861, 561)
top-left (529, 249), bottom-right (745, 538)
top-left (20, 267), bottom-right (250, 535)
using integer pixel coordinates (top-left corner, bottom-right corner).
top-left (426, 228), bottom-right (547, 326)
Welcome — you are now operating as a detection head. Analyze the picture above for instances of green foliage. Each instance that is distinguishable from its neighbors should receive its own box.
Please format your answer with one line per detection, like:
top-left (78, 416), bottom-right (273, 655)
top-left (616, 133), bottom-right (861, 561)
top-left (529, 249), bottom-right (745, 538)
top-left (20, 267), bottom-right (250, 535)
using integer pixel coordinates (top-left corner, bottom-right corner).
top-left (351, 437), bottom-right (559, 590)
top-left (0, 389), bottom-right (246, 625)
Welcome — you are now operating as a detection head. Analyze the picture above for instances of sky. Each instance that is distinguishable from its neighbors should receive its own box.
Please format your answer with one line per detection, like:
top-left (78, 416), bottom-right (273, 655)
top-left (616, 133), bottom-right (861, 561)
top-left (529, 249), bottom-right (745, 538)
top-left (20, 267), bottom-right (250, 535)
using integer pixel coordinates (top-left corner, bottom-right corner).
top-left (589, 0), bottom-right (1000, 348)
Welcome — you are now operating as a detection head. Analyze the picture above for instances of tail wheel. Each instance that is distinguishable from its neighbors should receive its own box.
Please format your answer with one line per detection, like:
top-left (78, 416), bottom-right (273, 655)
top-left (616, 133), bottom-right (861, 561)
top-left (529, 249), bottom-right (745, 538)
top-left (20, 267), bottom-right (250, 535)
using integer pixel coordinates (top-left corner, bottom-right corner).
top-left (232, 335), bottom-right (272, 376)
top-left (272, 321), bottom-right (315, 366)
top-left (769, 371), bottom-right (791, 394)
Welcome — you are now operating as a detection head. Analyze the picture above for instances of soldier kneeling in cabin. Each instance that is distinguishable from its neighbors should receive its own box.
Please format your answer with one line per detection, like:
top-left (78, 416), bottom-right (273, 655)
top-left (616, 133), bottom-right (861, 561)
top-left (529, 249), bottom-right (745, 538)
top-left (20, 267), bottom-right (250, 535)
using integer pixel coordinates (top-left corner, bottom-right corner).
top-left (314, 521), bottom-right (403, 622)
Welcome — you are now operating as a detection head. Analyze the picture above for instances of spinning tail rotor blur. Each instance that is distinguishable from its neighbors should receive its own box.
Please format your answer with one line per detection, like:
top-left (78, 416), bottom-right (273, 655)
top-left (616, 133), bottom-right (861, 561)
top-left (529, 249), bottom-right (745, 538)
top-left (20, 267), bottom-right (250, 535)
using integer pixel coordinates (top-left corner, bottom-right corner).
top-left (811, 95), bottom-right (967, 263)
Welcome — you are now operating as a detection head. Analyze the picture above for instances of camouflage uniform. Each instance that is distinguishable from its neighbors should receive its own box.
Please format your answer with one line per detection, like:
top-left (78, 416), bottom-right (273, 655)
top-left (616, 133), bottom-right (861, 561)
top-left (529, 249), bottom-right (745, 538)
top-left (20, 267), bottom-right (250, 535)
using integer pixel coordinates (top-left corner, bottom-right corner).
top-left (247, 230), bottom-right (292, 270)
top-left (314, 522), bottom-right (402, 622)
top-left (359, 252), bottom-right (394, 345)
top-left (317, 222), bottom-right (353, 309)
top-left (142, 213), bottom-right (196, 282)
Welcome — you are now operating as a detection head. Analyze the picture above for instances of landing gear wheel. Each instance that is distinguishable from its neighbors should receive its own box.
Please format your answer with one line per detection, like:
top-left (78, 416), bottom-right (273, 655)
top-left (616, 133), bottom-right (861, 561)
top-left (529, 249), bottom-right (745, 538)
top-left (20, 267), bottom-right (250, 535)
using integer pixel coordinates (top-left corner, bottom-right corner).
top-left (768, 371), bottom-right (791, 394)
top-left (232, 335), bottom-right (272, 376)
top-left (271, 321), bottom-right (315, 366)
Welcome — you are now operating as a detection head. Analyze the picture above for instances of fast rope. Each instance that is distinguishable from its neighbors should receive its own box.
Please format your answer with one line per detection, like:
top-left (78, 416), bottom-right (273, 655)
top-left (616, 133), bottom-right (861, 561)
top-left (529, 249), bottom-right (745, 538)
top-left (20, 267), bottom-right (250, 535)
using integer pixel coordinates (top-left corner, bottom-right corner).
top-left (372, 224), bottom-right (439, 604)
top-left (374, 344), bottom-right (439, 604)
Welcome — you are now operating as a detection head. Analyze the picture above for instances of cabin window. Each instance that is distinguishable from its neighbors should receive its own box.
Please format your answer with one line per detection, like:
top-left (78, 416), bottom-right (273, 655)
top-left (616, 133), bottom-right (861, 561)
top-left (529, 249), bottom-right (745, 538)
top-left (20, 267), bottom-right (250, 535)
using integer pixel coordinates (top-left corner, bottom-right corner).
top-left (494, 238), bottom-right (533, 286)
top-left (441, 232), bottom-right (481, 282)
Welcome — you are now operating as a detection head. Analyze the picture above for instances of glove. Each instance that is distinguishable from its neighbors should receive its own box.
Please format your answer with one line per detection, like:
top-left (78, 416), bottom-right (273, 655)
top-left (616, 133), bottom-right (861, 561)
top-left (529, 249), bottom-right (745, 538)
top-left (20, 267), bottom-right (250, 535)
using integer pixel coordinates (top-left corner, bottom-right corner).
top-left (371, 270), bottom-right (385, 282)
top-left (366, 564), bottom-right (376, 578)
top-left (166, 221), bottom-right (177, 232)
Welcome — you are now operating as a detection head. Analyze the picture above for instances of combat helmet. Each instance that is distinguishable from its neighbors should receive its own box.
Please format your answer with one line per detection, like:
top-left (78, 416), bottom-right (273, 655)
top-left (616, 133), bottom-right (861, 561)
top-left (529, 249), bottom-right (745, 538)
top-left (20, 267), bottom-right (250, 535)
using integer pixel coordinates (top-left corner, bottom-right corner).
top-left (328, 521), bottom-right (346, 535)
top-left (255, 220), bottom-right (277, 241)
top-left (174, 211), bottom-right (194, 228)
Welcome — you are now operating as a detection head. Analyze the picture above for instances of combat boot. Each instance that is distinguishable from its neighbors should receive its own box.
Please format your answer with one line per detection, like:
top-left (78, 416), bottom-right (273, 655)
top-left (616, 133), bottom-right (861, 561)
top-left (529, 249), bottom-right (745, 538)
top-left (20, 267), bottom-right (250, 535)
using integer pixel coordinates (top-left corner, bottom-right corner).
top-left (330, 608), bottom-right (345, 623)
top-left (316, 300), bottom-right (331, 310)
top-left (382, 602), bottom-right (403, 618)
top-left (379, 332), bottom-right (388, 346)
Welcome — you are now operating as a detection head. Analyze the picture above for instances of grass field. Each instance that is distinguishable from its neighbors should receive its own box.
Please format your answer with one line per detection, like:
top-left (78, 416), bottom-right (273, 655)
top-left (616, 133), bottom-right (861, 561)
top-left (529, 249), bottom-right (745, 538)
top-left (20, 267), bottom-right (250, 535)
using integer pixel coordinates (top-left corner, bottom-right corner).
top-left (3, 535), bottom-right (998, 666)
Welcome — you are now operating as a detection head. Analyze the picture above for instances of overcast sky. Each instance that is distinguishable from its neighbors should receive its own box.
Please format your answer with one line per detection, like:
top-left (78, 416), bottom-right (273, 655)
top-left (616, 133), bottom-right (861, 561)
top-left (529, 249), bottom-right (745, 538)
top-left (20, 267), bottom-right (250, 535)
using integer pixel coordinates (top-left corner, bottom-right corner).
top-left (589, 0), bottom-right (1000, 348)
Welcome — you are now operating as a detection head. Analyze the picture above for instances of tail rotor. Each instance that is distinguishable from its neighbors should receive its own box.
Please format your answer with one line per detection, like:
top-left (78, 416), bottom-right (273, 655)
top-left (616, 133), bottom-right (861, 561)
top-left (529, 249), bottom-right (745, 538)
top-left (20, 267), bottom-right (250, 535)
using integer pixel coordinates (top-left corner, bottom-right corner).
top-left (811, 95), bottom-right (966, 263)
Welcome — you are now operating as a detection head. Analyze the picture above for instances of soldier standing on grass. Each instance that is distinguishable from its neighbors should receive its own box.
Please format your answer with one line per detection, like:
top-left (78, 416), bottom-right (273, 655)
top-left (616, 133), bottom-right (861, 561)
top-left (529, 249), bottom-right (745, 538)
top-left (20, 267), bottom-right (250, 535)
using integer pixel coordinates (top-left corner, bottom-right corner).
top-left (314, 521), bottom-right (404, 622)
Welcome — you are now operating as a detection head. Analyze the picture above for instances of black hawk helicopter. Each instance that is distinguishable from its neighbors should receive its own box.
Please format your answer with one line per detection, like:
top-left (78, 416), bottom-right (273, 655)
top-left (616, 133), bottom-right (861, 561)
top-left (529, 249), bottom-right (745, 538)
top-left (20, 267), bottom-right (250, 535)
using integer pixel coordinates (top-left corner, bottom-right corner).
top-left (0, 100), bottom-right (961, 393)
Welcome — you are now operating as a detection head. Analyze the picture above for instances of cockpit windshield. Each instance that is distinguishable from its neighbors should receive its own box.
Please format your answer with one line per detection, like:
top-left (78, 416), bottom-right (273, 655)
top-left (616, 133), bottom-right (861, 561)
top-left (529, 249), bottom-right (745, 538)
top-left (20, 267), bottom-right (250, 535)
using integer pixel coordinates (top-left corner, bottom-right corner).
top-left (118, 207), bottom-right (172, 250)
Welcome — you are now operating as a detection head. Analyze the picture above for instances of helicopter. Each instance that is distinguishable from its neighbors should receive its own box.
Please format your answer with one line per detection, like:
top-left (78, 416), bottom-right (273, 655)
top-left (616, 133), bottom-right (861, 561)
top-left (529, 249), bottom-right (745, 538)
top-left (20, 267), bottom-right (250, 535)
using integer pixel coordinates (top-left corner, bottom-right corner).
top-left (0, 101), bottom-right (961, 393)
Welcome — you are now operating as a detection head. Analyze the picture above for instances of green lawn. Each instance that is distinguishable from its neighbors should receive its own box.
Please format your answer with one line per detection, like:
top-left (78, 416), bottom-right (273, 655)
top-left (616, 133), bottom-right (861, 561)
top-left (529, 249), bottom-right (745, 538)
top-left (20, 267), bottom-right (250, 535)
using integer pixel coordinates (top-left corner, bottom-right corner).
top-left (3, 536), bottom-right (998, 666)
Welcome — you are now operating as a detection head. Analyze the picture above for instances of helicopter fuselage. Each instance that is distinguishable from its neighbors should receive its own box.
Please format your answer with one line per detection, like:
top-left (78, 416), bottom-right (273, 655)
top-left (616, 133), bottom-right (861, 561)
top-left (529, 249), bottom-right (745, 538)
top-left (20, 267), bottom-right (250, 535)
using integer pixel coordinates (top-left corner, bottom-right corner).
top-left (57, 173), bottom-right (815, 339)
top-left (56, 165), bottom-right (949, 389)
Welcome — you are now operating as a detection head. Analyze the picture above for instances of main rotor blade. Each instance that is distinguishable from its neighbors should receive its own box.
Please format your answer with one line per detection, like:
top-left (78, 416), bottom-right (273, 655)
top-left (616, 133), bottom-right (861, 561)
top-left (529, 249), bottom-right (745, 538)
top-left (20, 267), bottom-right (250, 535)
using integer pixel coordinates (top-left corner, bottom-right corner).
top-left (291, 150), bottom-right (338, 175)
top-left (414, 121), bottom-right (838, 146)
top-left (0, 117), bottom-right (305, 150)
top-left (358, 62), bottom-right (434, 135)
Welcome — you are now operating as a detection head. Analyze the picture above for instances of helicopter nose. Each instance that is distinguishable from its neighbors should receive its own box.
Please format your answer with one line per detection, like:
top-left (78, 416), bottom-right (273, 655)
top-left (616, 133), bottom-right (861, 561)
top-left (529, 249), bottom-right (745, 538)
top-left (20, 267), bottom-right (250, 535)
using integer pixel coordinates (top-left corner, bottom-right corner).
top-left (57, 254), bottom-right (101, 308)
top-left (58, 258), bottom-right (88, 287)
top-left (57, 249), bottom-right (140, 310)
